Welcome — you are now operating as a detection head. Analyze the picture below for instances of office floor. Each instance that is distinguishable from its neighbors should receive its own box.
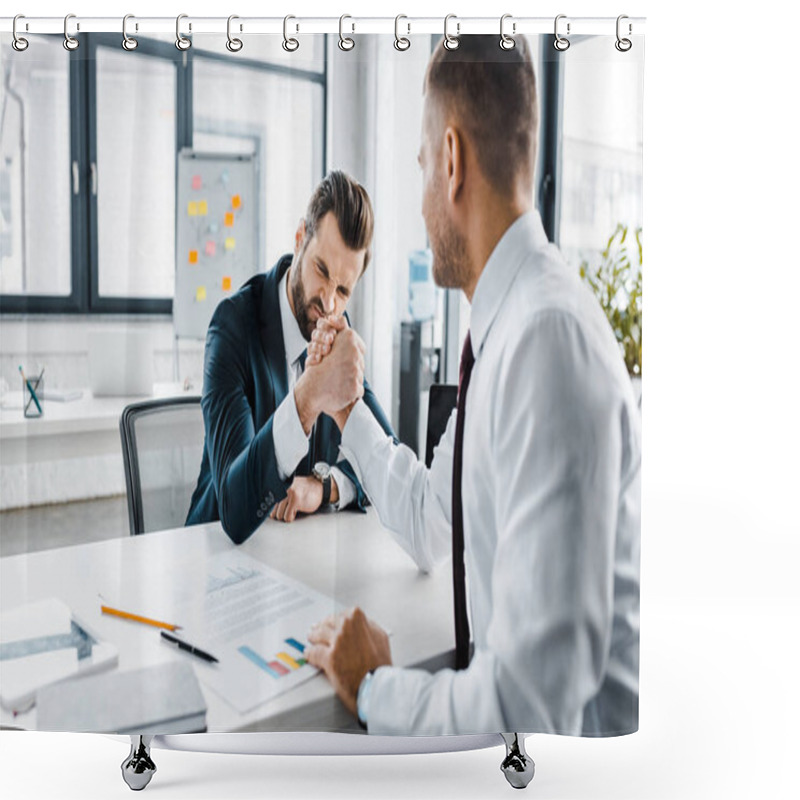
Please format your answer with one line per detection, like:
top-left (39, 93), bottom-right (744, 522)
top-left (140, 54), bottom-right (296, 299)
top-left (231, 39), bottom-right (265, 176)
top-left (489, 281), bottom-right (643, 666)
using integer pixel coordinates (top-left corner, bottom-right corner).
top-left (0, 496), bottom-right (128, 558)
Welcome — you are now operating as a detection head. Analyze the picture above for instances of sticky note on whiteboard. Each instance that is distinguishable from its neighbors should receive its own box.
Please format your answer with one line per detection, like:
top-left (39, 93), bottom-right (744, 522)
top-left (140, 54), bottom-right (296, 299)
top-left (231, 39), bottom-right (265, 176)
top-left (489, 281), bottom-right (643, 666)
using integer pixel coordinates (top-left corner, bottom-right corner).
top-left (222, 276), bottom-right (232, 291)
top-left (188, 250), bottom-right (198, 264)
top-left (224, 212), bottom-right (234, 227)
top-left (188, 201), bottom-right (198, 217)
top-left (231, 194), bottom-right (242, 210)
top-left (205, 241), bottom-right (216, 257)
top-left (225, 237), bottom-right (236, 251)
top-left (195, 286), bottom-right (207, 302)
top-left (192, 175), bottom-right (202, 190)
top-left (198, 200), bottom-right (208, 216)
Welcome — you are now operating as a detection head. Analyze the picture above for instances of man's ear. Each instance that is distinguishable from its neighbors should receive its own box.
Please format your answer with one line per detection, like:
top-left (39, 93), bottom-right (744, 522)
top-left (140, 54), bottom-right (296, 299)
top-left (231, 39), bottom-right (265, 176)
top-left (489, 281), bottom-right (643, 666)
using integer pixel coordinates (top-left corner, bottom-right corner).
top-left (444, 125), bottom-right (465, 205)
top-left (294, 219), bottom-right (306, 256)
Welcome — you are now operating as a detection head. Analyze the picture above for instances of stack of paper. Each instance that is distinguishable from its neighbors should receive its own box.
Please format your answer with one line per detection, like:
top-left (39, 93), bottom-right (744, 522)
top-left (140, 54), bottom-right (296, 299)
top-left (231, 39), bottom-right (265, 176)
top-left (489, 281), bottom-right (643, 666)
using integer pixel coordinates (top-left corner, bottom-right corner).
top-left (0, 598), bottom-right (118, 713)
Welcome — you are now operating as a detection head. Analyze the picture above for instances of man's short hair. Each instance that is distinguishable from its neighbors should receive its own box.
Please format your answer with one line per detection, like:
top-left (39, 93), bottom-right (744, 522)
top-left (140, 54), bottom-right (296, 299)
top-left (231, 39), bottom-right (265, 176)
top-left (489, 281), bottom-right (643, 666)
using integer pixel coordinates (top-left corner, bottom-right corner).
top-left (303, 170), bottom-right (374, 272)
top-left (425, 35), bottom-right (538, 196)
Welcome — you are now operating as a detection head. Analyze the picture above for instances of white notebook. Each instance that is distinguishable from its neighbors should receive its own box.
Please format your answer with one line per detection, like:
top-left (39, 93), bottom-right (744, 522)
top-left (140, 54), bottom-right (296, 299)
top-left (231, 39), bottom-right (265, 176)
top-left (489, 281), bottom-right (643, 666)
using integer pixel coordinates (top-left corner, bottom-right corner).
top-left (0, 598), bottom-right (118, 713)
top-left (36, 661), bottom-right (207, 734)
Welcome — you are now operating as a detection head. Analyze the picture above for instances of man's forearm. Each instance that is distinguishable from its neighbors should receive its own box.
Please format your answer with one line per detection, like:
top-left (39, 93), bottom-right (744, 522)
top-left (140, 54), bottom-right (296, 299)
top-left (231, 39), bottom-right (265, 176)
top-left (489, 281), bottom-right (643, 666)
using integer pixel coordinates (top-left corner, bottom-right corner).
top-left (293, 372), bottom-right (321, 435)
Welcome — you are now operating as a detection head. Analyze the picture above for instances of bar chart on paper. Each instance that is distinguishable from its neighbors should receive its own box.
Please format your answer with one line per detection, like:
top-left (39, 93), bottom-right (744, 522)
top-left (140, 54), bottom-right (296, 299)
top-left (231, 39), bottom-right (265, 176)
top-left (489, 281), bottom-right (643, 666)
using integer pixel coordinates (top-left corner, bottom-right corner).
top-left (176, 551), bottom-right (338, 714)
top-left (239, 638), bottom-right (308, 679)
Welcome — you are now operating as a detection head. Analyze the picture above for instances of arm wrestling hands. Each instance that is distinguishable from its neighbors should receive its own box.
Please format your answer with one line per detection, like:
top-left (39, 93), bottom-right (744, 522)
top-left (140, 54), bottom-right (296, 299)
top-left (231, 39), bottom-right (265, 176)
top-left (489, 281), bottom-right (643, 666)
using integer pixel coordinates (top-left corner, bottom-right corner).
top-left (297, 316), bottom-right (394, 717)
top-left (270, 316), bottom-right (364, 523)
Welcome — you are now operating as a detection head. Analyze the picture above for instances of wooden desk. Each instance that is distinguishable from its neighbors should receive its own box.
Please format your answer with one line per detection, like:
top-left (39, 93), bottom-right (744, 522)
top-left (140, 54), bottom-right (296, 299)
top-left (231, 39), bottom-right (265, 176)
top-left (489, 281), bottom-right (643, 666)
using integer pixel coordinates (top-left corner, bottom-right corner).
top-left (0, 508), bottom-right (454, 732)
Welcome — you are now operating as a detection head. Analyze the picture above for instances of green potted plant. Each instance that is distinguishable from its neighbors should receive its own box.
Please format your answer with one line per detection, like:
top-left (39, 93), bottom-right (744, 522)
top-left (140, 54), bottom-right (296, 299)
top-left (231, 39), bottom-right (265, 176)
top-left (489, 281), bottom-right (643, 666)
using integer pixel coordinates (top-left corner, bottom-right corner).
top-left (579, 223), bottom-right (642, 401)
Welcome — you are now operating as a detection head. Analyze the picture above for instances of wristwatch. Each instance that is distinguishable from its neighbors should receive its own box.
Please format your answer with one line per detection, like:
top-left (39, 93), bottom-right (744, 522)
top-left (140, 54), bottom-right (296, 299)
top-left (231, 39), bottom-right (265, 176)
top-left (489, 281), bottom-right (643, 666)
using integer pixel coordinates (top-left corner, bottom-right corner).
top-left (312, 461), bottom-right (332, 506)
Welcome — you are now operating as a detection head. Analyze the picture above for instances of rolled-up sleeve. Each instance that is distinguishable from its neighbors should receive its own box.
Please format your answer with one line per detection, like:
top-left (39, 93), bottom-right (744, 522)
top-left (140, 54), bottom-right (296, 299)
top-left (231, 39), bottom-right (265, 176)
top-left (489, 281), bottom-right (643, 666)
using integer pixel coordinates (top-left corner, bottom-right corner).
top-left (339, 400), bottom-right (452, 573)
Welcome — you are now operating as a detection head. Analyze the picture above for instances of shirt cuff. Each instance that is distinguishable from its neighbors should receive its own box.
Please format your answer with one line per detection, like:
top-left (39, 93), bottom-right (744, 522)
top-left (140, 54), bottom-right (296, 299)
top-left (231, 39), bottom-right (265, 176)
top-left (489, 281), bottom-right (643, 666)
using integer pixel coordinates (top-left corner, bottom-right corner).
top-left (273, 390), bottom-right (311, 480)
top-left (329, 465), bottom-right (355, 510)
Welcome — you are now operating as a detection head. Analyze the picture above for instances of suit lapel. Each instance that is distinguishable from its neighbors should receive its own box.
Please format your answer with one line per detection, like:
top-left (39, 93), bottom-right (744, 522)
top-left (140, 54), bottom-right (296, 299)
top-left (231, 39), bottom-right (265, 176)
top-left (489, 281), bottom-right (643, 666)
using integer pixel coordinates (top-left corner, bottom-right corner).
top-left (259, 255), bottom-right (294, 405)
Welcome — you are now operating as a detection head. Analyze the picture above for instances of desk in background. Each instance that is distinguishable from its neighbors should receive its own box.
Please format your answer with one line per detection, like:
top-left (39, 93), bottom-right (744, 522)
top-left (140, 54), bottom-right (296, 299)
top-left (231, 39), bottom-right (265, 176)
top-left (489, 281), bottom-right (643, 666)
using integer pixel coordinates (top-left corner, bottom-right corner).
top-left (0, 388), bottom-right (199, 510)
top-left (0, 507), bottom-right (454, 732)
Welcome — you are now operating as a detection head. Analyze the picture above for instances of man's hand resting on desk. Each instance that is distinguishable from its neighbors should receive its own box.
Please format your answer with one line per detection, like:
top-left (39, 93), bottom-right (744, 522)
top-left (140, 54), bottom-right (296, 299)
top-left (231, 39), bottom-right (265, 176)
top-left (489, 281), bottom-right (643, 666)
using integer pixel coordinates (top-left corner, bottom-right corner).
top-left (305, 316), bottom-right (361, 431)
top-left (306, 607), bottom-right (392, 717)
top-left (270, 474), bottom-right (340, 523)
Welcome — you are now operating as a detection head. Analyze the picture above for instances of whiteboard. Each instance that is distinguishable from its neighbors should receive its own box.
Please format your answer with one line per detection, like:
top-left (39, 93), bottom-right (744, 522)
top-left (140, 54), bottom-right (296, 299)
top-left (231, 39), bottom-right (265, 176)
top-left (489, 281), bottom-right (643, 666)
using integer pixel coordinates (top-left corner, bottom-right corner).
top-left (174, 150), bottom-right (259, 340)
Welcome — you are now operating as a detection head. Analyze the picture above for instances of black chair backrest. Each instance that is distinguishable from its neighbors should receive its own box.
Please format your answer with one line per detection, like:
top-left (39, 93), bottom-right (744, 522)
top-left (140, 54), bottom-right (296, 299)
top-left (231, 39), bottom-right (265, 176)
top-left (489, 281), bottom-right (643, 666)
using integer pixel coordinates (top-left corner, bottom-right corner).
top-left (119, 397), bottom-right (204, 535)
top-left (425, 384), bottom-right (458, 468)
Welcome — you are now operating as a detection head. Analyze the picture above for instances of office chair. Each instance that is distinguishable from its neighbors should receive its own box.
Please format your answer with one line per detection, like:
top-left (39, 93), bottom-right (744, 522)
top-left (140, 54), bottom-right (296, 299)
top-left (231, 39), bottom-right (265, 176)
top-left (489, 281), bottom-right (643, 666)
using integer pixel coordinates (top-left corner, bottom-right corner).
top-left (119, 397), bottom-right (204, 536)
top-left (425, 384), bottom-right (458, 468)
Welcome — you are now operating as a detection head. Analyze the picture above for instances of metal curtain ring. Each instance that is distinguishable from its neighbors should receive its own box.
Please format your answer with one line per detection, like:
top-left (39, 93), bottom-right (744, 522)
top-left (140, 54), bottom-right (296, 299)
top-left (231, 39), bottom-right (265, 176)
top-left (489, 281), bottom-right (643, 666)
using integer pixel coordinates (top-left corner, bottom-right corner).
top-left (63, 13), bottom-right (79, 51)
top-left (122, 14), bottom-right (138, 51)
top-left (553, 14), bottom-right (570, 51)
top-left (176, 14), bottom-right (191, 50)
top-left (12, 14), bottom-right (29, 52)
top-left (394, 14), bottom-right (411, 51)
top-left (443, 14), bottom-right (460, 51)
top-left (339, 15), bottom-right (355, 51)
top-left (226, 15), bottom-right (243, 52)
top-left (282, 15), bottom-right (299, 52)
top-left (500, 14), bottom-right (516, 50)
top-left (615, 14), bottom-right (632, 52)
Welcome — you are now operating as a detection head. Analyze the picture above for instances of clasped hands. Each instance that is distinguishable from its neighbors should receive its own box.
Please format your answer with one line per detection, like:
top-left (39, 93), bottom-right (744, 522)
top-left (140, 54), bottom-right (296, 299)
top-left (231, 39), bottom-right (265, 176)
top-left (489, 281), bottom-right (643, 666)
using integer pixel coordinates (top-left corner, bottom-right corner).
top-left (273, 317), bottom-right (364, 523)
top-left (294, 316), bottom-right (365, 435)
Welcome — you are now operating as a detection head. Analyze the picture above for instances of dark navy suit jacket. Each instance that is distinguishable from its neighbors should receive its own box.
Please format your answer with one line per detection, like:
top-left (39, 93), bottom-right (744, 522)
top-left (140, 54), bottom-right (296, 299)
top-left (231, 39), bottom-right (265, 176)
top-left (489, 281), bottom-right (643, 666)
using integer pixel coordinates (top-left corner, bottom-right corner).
top-left (186, 255), bottom-right (395, 544)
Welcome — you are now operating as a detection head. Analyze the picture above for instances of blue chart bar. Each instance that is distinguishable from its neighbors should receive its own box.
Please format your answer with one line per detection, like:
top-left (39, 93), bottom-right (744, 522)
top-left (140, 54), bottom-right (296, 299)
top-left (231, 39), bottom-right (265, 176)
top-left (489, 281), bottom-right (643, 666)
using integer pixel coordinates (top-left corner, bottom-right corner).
top-left (285, 637), bottom-right (306, 654)
top-left (239, 645), bottom-right (282, 678)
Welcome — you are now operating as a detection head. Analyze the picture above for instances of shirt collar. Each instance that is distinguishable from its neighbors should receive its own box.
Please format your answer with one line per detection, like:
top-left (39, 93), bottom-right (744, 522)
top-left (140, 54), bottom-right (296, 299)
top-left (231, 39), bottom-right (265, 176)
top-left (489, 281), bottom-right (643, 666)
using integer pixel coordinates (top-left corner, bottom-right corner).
top-left (278, 268), bottom-right (308, 368)
top-left (469, 210), bottom-right (549, 356)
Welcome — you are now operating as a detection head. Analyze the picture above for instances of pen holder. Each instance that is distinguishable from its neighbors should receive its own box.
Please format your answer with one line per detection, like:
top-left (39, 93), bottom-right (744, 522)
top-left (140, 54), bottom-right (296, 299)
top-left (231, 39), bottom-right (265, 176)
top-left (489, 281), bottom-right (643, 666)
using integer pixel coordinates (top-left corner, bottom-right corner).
top-left (22, 375), bottom-right (44, 418)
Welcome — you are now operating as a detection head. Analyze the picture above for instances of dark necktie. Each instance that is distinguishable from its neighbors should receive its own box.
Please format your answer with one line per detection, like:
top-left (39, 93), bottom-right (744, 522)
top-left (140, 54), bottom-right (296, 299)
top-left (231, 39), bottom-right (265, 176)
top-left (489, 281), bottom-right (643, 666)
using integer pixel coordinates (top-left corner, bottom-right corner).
top-left (452, 332), bottom-right (475, 669)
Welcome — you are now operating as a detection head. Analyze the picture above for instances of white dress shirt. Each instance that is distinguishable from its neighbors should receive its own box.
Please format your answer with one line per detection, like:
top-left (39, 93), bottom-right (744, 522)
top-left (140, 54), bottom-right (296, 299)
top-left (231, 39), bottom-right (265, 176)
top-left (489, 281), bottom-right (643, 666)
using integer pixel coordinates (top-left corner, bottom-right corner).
top-left (339, 210), bottom-right (641, 736)
top-left (271, 270), bottom-right (355, 509)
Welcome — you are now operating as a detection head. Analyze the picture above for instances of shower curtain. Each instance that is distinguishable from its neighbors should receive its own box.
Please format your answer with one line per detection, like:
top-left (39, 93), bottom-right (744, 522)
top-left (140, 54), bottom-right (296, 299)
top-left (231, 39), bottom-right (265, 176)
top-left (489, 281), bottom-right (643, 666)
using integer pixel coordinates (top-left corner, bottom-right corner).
top-left (0, 16), bottom-right (643, 742)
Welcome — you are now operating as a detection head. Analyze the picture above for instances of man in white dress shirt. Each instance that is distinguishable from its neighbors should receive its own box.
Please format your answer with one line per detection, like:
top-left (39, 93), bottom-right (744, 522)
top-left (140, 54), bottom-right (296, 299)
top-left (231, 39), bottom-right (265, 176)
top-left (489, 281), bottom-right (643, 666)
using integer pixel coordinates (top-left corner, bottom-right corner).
top-left (305, 35), bottom-right (641, 736)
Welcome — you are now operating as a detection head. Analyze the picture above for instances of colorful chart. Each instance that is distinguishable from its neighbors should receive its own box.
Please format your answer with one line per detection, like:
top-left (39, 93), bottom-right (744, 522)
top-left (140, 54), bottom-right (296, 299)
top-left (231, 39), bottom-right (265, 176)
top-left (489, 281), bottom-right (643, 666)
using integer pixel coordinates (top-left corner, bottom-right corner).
top-left (238, 638), bottom-right (308, 679)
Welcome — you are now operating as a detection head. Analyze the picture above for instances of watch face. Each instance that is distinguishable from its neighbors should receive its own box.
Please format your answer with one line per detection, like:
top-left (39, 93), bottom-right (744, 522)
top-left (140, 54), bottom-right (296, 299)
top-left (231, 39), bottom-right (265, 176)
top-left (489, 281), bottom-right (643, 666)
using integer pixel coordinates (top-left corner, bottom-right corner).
top-left (313, 462), bottom-right (331, 481)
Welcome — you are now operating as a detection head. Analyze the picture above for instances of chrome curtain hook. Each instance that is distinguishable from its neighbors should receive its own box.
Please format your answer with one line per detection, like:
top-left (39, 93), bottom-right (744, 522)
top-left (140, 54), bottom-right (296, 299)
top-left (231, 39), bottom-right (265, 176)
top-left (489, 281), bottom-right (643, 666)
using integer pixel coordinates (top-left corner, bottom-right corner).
top-left (122, 14), bottom-right (138, 51)
top-left (500, 14), bottom-right (516, 50)
top-left (12, 14), bottom-right (29, 52)
top-left (615, 14), bottom-right (632, 52)
top-left (338, 15), bottom-right (355, 51)
top-left (63, 13), bottom-right (79, 51)
top-left (553, 14), bottom-right (570, 51)
top-left (394, 14), bottom-right (411, 51)
top-left (226, 14), bottom-right (243, 52)
top-left (176, 14), bottom-right (191, 51)
top-left (443, 14), bottom-right (460, 51)
top-left (282, 15), bottom-right (299, 52)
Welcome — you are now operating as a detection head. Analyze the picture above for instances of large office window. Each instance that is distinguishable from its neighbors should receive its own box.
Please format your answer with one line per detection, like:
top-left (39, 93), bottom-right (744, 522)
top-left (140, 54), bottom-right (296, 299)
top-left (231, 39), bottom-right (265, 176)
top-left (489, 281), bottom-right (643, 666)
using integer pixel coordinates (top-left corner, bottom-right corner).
top-left (191, 41), bottom-right (325, 272)
top-left (0, 34), bottom-right (325, 315)
top-left (0, 37), bottom-right (75, 304)
top-left (94, 43), bottom-right (179, 303)
top-left (557, 36), bottom-right (643, 266)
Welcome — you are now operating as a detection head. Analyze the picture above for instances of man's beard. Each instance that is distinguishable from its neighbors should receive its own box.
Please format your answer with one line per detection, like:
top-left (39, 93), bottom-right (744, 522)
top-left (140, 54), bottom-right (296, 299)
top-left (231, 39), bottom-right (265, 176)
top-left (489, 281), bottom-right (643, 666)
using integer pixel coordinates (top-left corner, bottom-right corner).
top-left (290, 254), bottom-right (325, 341)
top-left (430, 211), bottom-right (471, 290)
top-left (430, 219), bottom-right (470, 289)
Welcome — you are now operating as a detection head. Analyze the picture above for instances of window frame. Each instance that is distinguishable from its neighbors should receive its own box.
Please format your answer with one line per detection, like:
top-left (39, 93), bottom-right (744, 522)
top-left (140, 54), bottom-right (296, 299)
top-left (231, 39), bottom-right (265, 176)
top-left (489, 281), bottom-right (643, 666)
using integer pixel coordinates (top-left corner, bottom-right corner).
top-left (0, 35), bottom-right (327, 316)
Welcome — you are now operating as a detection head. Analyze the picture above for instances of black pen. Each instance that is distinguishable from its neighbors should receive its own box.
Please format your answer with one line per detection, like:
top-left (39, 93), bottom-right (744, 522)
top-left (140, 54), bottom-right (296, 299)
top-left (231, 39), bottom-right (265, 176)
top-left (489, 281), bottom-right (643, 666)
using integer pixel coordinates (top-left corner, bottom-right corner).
top-left (160, 631), bottom-right (219, 664)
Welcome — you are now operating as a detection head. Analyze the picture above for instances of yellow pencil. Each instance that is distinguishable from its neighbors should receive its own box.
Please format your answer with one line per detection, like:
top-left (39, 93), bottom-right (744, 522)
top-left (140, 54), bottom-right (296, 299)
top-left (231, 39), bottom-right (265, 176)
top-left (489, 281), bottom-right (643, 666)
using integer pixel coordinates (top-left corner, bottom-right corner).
top-left (101, 604), bottom-right (181, 631)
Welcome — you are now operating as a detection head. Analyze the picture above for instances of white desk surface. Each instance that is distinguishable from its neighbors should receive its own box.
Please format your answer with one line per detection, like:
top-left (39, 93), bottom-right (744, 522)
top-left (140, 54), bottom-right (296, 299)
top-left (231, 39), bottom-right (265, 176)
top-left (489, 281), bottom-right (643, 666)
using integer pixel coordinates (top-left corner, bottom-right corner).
top-left (0, 508), bottom-right (454, 733)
